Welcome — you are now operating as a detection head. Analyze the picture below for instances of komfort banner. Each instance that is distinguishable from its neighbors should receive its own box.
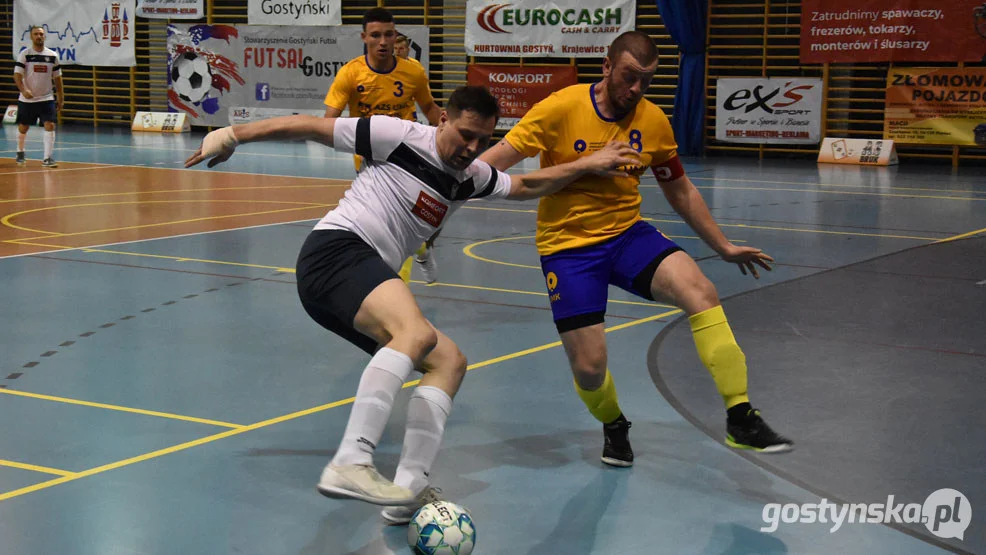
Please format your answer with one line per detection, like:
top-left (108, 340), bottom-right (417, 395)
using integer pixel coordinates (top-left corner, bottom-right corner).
top-left (166, 24), bottom-right (429, 126)
top-left (465, 0), bottom-right (635, 58)
top-left (884, 67), bottom-right (986, 145)
top-left (13, 0), bottom-right (136, 66)
top-left (715, 78), bottom-right (823, 144)
top-left (466, 64), bottom-right (578, 129)
top-left (800, 0), bottom-right (986, 63)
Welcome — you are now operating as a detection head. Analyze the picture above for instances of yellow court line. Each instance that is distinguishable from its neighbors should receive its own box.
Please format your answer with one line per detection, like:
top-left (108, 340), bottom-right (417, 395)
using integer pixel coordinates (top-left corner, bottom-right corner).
top-left (0, 389), bottom-right (245, 429)
top-left (464, 206), bottom-right (938, 241)
top-left (687, 176), bottom-right (986, 197)
top-left (0, 459), bottom-right (76, 477)
top-left (675, 184), bottom-right (986, 203)
top-left (6, 204), bottom-right (334, 242)
top-left (934, 227), bottom-right (986, 244)
top-left (0, 183), bottom-right (352, 205)
top-left (81, 248), bottom-right (297, 273)
top-left (0, 309), bottom-right (678, 502)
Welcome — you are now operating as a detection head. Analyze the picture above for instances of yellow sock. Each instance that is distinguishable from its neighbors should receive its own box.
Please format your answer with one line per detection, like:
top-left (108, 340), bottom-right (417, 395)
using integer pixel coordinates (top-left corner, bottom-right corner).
top-left (574, 370), bottom-right (623, 424)
top-left (398, 256), bottom-right (413, 283)
top-left (689, 305), bottom-right (749, 409)
top-left (414, 243), bottom-right (427, 257)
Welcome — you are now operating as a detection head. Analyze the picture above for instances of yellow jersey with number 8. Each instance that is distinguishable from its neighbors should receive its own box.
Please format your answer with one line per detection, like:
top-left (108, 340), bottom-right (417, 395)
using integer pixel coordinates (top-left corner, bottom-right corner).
top-left (504, 83), bottom-right (680, 256)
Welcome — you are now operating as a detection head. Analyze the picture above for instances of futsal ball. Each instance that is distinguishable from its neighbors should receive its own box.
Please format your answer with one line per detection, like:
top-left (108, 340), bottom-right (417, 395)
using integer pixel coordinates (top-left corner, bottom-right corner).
top-left (171, 51), bottom-right (212, 104)
top-left (407, 501), bottom-right (476, 555)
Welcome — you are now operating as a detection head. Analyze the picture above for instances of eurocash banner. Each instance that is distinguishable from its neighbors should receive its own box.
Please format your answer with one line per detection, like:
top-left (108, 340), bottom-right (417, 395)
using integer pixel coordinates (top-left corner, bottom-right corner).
top-left (137, 0), bottom-right (204, 20)
top-left (716, 78), bottom-right (823, 144)
top-left (167, 24), bottom-right (429, 126)
top-left (13, 0), bottom-right (136, 66)
top-left (248, 0), bottom-right (342, 26)
top-left (884, 67), bottom-right (986, 145)
top-left (465, 0), bottom-right (635, 58)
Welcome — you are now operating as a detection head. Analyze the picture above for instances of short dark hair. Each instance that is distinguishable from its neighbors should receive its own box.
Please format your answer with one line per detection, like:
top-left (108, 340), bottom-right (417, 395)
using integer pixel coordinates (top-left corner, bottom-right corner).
top-left (30, 25), bottom-right (45, 34)
top-left (395, 34), bottom-right (409, 45)
top-left (362, 7), bottom-right (395, 30)
top-left (447, 86), bottom-right (500, 120)
top-left (607, 31), bottom-right (658, 66)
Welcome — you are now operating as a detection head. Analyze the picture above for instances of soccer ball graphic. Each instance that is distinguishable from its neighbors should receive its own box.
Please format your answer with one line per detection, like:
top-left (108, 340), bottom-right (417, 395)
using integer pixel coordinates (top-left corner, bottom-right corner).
top-left (171, 51), bottom-right (212, 104)
top-left (408, 501), bottom-right (476, 555)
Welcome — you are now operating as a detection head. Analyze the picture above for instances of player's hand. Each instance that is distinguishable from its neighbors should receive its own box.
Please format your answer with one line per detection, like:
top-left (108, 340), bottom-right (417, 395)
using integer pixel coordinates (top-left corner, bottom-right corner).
top-left (582, 141), bottom-right (639, 177)
top-left (184, 127), bottom-right (238, 168)
top-left (719, 244), bottom-right (774, 279)
top-left (22, 89), bottom-right (33, 99)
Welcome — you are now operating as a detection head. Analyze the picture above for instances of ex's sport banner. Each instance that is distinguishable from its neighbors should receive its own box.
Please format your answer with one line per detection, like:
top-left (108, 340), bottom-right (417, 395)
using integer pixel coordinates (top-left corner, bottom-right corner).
top-left (465, 0), bottom-right (635, 58)
top-left (166, 24), bottom-right (429, 126)
top-left (884, 67), bottom-right (986, 146)
top-left (800, 0), bottom-right (986, 63)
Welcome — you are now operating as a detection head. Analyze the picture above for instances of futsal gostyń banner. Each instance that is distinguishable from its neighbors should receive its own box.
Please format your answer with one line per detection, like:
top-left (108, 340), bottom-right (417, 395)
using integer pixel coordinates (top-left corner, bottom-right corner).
top-left (465, 0), bottom-right (635, 58)
top-left (13, 0), bottom-right (136, 66)
top-left (137, 0), bottom-right (204, 20)
top-left (800, 0), bottom-right (986, 63)
top-left (466, 64), bottom-right (578, 129)
top-left (884, 67), bottom-right (986, 145)
top-left (715, 78), bottom-right (823, 144)
top-left (166, 24), bottom-right (429, 127)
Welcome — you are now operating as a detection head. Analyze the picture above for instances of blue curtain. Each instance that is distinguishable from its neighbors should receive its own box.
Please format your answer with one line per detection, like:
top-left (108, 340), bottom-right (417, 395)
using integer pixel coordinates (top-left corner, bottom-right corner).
top-left (655, 0), bottom-right (707, 156)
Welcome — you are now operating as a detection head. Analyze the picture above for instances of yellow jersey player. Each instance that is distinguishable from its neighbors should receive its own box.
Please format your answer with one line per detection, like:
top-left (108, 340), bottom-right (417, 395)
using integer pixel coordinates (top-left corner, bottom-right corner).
top-left (480, 31), bottom-right (792, 466)
top-left (324, 8), bottom-right (441, 284)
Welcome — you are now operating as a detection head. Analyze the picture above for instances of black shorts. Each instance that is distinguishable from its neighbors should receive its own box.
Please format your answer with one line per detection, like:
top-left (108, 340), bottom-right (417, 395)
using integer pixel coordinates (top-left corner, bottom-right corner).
top-left (296, 229), bottom-right (399, 355)
top-left (16, 100), bottom-right (56, 126)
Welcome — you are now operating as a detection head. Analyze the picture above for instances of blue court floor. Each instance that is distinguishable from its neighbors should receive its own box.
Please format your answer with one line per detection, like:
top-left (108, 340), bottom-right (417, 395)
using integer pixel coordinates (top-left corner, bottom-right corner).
top-left (0, 125), bottom-right (983, 554)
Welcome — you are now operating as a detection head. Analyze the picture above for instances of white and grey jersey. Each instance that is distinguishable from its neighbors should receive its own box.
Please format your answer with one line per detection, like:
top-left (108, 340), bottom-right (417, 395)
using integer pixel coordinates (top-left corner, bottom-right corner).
top-left (14, 47), bottom-right (61, 103)
top-left (315, 116), bottom-right (513, 272)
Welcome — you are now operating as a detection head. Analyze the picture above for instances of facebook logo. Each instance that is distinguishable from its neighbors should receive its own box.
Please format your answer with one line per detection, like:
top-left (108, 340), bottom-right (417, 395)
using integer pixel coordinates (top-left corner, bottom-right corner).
top-left (255, 83), bottom-right (270, 101)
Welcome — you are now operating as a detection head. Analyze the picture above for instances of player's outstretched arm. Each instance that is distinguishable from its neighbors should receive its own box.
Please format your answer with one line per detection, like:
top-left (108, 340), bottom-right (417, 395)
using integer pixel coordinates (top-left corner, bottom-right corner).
top-left (659, 175), bottom-right (773, 278)
top-left (185, 115), bottom-right (337, 168)
top-left (479, 139), bottom-right (527, 171)
top-left (506, 141), bottom-right (638, 201)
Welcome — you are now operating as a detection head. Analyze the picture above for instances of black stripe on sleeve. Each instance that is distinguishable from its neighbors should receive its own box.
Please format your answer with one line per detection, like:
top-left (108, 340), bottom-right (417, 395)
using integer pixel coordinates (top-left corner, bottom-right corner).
top-left (470, 163), bottom-right (500, 199)
top-left (354, 117), bottom-right (372, 163)
top-left (14, 62), bottom-right (25, 68)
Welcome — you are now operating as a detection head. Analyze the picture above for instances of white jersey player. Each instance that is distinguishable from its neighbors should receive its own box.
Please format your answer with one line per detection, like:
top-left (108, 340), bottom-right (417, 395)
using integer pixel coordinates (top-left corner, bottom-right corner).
top-left (13, 26), bottom-right (64, 167)
top-left (185, 86), bottom-right (637, 521)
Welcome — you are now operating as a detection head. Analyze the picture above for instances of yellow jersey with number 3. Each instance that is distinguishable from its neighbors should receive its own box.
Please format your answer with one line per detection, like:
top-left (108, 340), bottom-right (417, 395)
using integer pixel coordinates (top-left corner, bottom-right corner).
top-left (324, 55), bottom-right (433, 121)
top-left (504, 83), bottom-right (681, 256)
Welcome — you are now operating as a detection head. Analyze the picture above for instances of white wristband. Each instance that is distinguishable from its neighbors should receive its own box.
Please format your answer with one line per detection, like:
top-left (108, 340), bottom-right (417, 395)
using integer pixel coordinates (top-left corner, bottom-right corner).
top-left (200, 126), bottom-right (238, 158)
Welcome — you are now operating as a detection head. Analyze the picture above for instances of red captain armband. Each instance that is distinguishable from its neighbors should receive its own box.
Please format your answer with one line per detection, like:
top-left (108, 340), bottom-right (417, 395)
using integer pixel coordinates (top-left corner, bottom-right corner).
top-left (650, 155), bottom-right (685, 182)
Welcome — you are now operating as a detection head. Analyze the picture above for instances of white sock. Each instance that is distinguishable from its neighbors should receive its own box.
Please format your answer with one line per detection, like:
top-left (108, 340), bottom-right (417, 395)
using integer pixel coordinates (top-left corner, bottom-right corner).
top-left (43, 130), bottom-right (54, 159)
top-left (394, 385), bottom-right (452, 494)
top-left (331, 348), bottom-right (414, 468)
top-left (17, 131), bottom-right (26, 152)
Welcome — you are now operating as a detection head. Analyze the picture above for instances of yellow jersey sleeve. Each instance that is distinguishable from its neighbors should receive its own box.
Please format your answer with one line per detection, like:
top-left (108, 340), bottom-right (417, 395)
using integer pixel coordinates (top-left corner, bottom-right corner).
top-left (410, 63), bottom-right (434, 113)
top-left (324, 62), bottom-right (354, 111)
top-left (503, 90), bottom-right (563, 159)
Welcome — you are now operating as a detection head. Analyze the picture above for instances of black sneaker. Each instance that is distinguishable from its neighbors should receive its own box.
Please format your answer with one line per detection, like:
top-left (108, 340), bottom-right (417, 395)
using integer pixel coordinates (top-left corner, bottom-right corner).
top-left (42, 158), bottom-right (58, 168)
top-left (601, 414), bottom-right (633, 467)
top-left (15, 152), bottom-right (25, 165)
top-left (726, 408), bottom-right (793, 453)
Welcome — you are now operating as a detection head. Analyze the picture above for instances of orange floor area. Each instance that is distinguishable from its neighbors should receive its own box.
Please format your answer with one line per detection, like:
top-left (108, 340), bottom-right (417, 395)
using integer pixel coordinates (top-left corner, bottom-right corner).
top-left (0, 161), bottom-right (349, 257)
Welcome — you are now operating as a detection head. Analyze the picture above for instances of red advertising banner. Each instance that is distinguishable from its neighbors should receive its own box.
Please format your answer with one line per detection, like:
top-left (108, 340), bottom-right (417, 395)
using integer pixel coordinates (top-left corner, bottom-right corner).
top-left (466, 64), bottom-right (578, 128)
top-left (800, 1), bottom-right (986, 63)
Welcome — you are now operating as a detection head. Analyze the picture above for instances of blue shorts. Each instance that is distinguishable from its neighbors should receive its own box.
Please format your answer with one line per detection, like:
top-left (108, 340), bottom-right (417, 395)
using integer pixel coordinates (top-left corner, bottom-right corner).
top-left (540, 221), bottom-right (684, 332)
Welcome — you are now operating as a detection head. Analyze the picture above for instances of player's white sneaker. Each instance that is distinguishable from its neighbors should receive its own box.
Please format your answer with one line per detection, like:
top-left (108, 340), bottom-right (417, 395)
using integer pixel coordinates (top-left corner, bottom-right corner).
top-left (415, 246), bottom-right (438, 284)
top-left (317, 463), bottom-right (416, 506)
top-left (381, 486), bottom-right (443, 525)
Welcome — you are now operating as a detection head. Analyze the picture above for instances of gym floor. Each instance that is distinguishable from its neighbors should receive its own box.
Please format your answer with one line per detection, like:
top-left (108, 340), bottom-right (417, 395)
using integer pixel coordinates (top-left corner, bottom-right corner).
top-left (0, 126), bottom-right (982, 554)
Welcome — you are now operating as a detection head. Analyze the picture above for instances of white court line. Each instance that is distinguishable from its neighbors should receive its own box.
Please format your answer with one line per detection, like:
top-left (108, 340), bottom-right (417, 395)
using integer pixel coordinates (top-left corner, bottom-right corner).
top-left (1, 139), bottom-right (355, 161)
top-left (0, 158), bottom-right (355, 182)
top-left (0, 217), bottom-right (320, 260)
